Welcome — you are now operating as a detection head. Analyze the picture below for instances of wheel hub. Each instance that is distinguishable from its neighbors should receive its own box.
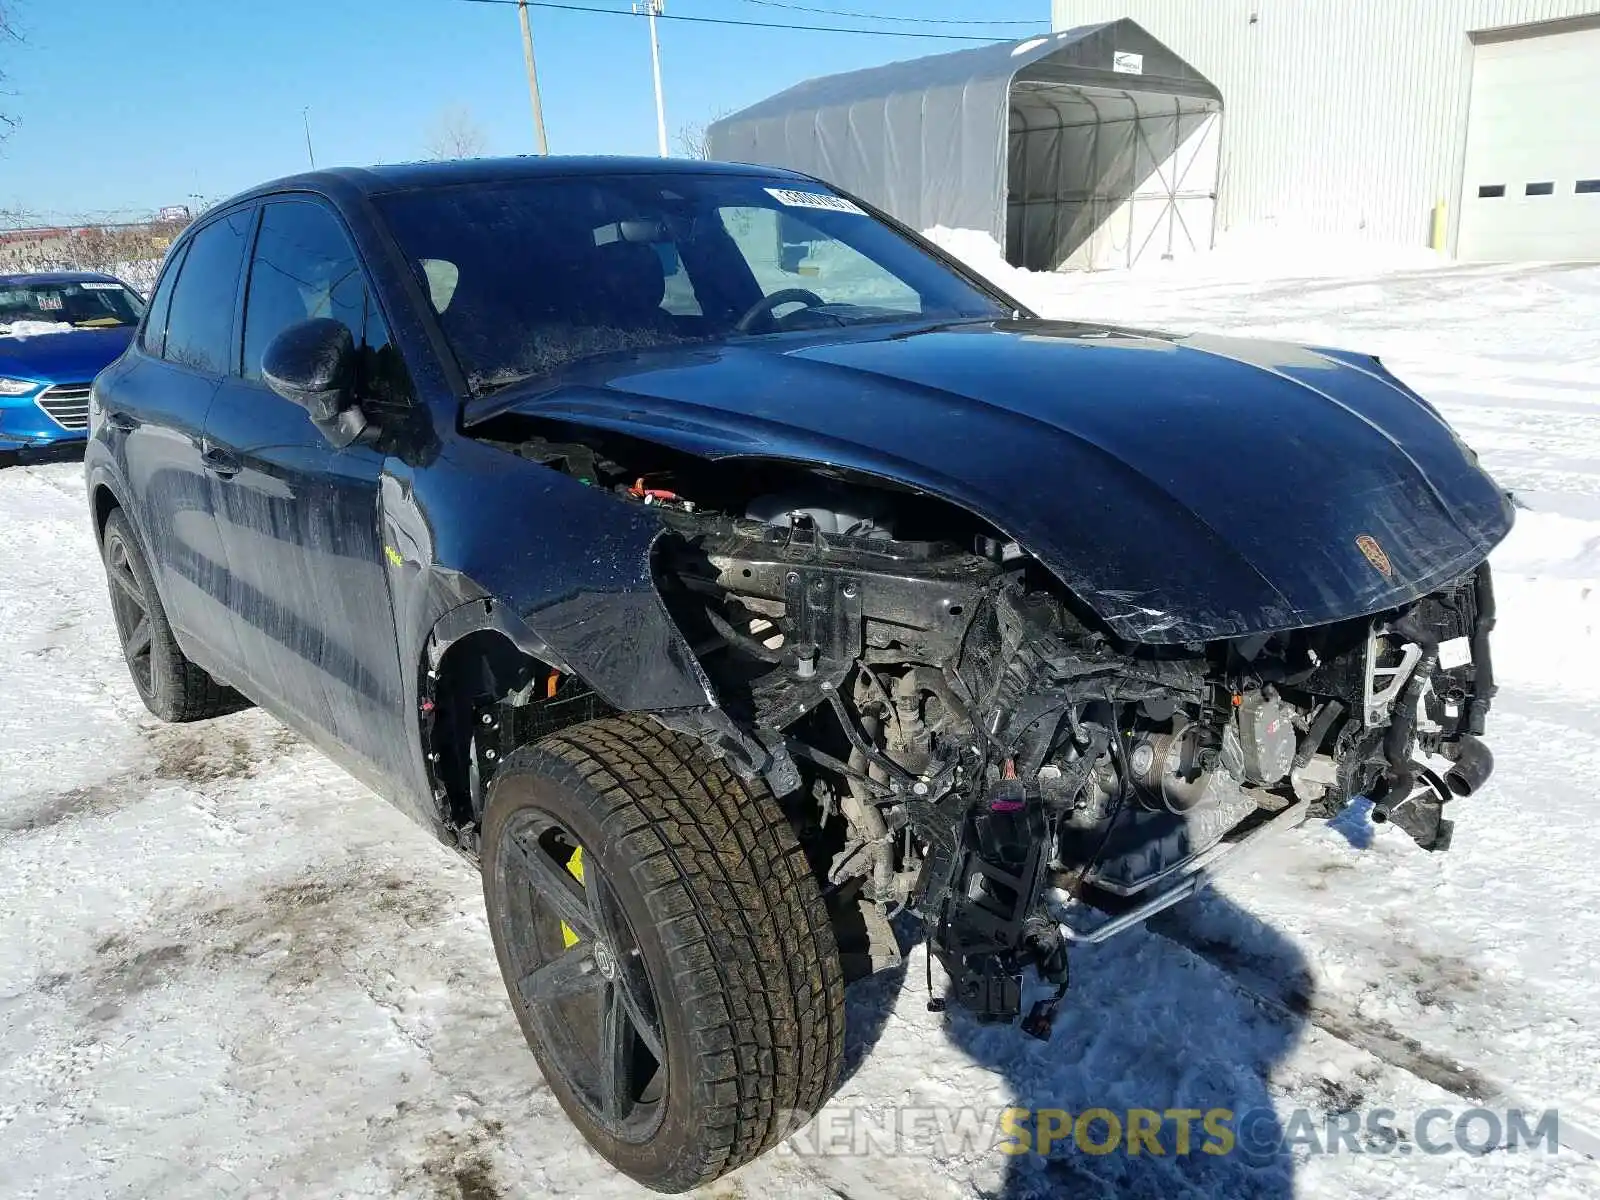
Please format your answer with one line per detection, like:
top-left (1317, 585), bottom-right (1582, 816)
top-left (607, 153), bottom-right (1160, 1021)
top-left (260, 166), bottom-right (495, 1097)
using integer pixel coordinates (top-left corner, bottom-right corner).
top-left (591, 938), bottom-right (618, 981)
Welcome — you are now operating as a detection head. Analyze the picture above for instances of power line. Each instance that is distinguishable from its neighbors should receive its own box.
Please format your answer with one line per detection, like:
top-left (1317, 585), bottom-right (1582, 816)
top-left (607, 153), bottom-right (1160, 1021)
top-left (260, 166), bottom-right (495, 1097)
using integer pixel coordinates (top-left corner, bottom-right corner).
top-left (733, 0), bottom-right (1042, 26)
top-left (453, 0), bottom-right (1036, 41)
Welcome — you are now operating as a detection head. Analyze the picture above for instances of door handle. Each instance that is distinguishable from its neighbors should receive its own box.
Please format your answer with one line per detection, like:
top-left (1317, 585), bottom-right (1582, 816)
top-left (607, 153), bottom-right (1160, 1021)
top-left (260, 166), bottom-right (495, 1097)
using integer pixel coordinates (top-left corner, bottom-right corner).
top-left (104, 411), bottom-right (138, 433)
top-left (201, 444), bottom-right (241, 479)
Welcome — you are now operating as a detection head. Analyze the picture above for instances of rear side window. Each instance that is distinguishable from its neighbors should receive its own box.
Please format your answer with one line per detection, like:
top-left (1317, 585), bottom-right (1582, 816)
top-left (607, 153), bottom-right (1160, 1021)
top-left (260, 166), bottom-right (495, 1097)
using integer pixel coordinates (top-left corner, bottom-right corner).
top-left (140, 242), bottom-right (189, 356)
top-left (163, 209), bottom-right (253, 375)
top-left (242, 200), bottom-right (411, 405)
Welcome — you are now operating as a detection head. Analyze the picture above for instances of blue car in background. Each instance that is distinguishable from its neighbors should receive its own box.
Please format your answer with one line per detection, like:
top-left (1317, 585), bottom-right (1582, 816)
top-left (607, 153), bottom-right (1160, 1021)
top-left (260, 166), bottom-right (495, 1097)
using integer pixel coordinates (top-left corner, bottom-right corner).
top-left (0, 271), bottom-right (146, 458)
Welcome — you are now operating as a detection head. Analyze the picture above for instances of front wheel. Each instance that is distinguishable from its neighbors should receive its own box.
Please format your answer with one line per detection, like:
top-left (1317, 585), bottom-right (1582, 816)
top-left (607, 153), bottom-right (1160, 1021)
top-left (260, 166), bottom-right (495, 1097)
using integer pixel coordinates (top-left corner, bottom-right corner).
top-left (481, 714), bottom-right (844, 1192)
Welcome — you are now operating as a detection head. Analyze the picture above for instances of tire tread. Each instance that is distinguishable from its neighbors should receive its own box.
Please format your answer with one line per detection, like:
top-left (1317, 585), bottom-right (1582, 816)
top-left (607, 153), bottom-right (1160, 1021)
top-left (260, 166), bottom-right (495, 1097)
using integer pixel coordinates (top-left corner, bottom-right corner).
top-left (496, 713), bottom-right (845, 1189)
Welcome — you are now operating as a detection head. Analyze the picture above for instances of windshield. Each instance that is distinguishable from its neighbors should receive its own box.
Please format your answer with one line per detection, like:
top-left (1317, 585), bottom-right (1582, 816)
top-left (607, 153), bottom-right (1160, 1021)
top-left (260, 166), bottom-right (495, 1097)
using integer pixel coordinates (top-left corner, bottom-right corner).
top-left (374, 172), bottom-right (1008, 392)
top-left (0, 280), bottom-right (146, 334)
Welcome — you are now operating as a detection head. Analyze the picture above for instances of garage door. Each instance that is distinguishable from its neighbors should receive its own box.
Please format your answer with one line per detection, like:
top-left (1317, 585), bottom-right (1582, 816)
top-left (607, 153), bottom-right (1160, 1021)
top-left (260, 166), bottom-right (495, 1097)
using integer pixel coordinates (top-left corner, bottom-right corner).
top-left (1457, 24), bottom-right (1600, 261)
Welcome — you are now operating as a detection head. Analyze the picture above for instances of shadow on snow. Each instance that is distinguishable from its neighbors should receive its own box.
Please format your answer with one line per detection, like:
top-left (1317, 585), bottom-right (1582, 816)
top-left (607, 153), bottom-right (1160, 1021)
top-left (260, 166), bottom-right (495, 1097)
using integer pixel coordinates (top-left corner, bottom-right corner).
top-left (837, 889), bottom-right (1310, 1199)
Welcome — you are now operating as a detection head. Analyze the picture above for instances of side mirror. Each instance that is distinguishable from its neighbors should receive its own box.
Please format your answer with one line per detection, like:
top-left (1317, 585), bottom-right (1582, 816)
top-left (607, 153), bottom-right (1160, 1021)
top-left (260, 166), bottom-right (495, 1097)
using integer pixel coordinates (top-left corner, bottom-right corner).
top-left (261, 318), bottom-right (369, 448)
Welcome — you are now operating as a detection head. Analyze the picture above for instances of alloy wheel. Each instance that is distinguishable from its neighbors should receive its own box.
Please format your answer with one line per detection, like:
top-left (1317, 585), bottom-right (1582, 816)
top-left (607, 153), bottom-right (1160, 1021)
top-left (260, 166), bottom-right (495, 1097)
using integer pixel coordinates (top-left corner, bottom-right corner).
top-left (105, 532), bottom-right (155, 699)
top-left (494, 809), bottom-right (668, 1141)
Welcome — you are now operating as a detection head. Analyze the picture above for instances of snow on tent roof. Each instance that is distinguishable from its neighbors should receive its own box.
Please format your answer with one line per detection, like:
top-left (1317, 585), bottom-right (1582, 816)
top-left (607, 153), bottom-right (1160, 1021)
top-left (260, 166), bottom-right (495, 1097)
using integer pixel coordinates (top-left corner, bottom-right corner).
top-left (708, 20), bottom-right (1222, 271)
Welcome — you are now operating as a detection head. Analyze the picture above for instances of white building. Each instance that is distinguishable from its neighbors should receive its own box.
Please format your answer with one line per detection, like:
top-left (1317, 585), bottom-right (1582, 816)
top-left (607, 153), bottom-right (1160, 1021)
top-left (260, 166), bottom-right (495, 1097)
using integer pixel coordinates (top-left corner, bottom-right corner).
top-left (1050, 1), bottom-right (1600, 259)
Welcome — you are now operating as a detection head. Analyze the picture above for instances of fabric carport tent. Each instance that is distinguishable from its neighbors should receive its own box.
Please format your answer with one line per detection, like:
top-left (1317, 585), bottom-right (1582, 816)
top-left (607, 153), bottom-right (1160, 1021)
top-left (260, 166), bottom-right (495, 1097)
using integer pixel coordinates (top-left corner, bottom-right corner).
top-left (707, 21), bottom-right (1224, 272)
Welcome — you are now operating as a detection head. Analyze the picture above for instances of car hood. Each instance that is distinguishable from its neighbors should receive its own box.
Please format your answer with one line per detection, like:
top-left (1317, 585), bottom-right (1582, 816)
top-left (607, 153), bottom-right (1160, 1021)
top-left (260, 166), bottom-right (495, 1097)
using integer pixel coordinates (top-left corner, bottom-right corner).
top-left (472, 319), bottom-right (1514, 643)
top-left (0, 326), bottom-right (134, 384)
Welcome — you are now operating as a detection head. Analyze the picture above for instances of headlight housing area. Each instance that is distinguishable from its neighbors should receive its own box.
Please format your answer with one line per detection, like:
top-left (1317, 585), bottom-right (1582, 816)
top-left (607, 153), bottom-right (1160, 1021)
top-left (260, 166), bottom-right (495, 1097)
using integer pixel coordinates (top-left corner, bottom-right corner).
top-left (0, 376), bottom-right (43, 397)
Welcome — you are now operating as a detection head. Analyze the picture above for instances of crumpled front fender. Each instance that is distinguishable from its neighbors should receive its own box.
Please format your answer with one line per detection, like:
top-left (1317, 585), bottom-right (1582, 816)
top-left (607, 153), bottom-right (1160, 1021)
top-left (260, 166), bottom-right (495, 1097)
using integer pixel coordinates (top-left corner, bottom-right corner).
top-left (389, 442), bottom-right (714, 713)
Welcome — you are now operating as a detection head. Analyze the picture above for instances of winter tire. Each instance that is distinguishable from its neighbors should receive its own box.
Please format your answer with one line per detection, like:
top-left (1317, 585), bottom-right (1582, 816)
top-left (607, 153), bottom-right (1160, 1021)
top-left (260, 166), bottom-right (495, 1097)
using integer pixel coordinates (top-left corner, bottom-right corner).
top-left (481, 714), bottom-right (845, 1192)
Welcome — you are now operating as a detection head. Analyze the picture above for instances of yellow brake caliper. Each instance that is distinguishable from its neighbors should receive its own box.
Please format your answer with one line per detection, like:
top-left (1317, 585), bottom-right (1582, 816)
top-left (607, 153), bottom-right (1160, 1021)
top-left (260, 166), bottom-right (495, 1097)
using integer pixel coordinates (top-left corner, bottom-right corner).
top-left (560, 845), bottom-right (585, 948)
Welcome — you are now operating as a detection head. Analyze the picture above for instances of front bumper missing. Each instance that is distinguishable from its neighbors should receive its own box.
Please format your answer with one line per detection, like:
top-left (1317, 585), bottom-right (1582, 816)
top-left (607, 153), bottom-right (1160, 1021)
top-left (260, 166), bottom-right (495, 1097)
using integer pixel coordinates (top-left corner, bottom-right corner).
top-left (1045, 798), bottom-right (1311, 945)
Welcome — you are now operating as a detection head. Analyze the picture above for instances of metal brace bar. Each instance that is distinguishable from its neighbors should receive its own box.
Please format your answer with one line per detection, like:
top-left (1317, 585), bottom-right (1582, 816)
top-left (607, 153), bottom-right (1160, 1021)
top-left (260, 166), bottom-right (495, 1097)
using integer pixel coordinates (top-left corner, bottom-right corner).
top-left (1047, 799), bottom-right (1311, 945)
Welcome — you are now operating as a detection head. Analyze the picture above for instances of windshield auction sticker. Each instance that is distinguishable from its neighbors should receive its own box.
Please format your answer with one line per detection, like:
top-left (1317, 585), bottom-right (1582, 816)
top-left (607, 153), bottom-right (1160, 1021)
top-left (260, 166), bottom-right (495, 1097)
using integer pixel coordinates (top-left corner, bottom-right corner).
top-left (765, 187), bottom-right (866, 215)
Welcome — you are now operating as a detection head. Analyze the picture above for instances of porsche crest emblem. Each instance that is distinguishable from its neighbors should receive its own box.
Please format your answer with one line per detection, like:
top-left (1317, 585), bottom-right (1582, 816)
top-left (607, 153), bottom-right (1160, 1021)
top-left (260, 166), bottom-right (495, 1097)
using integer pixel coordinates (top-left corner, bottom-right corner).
top-left (1355, 534), bottom-right (1393, 579)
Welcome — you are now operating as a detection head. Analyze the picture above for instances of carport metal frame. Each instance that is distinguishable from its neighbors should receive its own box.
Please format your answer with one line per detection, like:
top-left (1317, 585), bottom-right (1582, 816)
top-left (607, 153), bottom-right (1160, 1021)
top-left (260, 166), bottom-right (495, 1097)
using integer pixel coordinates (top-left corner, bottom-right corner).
top-left (1008, 82), bottom-right (1221, 270)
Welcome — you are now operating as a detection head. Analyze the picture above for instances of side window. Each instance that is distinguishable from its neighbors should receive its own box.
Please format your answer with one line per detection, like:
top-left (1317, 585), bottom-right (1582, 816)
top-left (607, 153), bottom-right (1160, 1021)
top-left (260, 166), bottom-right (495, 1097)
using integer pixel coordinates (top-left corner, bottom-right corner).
top-left (163, 209), bottom-right (253, 375)
top-left (243, 200), bottom-right (412, 405)
top-left (140, 242), bottom-right (189, 357)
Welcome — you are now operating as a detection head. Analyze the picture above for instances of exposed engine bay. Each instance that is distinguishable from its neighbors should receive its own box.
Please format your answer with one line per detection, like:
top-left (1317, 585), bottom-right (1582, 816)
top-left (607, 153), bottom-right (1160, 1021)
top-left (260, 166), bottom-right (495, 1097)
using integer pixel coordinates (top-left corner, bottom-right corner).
top-left (480, 424), bottom-right (1500, 1036)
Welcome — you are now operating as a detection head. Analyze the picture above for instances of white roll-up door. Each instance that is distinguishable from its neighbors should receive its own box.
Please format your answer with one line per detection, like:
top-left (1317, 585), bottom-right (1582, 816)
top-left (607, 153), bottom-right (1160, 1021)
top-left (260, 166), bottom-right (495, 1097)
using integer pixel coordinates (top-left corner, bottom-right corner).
top-left (1457, 24), bottom-right (1600, 262)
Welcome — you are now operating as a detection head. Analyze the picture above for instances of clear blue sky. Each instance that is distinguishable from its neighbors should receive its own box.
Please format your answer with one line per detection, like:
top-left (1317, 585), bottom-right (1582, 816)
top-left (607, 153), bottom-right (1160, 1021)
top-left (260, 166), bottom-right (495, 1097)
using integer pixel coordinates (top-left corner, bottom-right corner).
top-left (0, 0), bottom-right (1048, 219)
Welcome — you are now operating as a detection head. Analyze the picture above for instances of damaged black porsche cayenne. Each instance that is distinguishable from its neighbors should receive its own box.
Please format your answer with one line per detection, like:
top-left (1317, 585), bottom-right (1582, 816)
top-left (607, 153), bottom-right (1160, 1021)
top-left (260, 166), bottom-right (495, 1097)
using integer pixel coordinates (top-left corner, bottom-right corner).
top-left (85, 158), bottom-right (1510, 1191)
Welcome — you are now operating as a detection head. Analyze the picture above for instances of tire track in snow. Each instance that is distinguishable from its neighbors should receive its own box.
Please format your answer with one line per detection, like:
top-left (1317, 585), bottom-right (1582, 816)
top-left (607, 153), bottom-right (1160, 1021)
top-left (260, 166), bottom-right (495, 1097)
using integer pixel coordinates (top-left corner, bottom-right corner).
top-left (0, 720), bottom-right (298, 836)
top-left (1148, 920), bottom-right (1600, 1159)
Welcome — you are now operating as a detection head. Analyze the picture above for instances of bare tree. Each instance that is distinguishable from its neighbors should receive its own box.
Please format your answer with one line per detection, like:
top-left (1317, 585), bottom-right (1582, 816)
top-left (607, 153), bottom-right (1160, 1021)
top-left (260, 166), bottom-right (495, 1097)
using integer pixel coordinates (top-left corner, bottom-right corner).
top-left (675, 109), bottom-right (730, 160)
top-left (0, 214), bottom-right (192, 293)
top-left (1, 3), bottom-right (20, 141)
top-left (424, 104), bottom-right (487, 161)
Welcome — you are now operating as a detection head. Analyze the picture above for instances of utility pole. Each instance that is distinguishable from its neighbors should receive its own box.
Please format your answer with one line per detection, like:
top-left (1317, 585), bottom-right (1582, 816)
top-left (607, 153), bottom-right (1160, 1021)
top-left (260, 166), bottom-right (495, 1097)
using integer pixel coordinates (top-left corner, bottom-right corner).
top-left (517, 0), bottom-right (551, 154)
top-left (636, 0), bottom-right (669, 156)
top-left (302, 107), bottom-right (316, 169)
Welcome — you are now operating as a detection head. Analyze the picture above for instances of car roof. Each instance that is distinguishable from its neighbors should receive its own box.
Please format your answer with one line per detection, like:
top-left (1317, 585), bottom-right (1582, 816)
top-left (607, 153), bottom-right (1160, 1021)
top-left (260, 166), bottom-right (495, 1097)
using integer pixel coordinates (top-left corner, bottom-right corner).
top-left (216, 155), bottom-right (818, 209)
top-left (0, 270), bottom-right (126, 287)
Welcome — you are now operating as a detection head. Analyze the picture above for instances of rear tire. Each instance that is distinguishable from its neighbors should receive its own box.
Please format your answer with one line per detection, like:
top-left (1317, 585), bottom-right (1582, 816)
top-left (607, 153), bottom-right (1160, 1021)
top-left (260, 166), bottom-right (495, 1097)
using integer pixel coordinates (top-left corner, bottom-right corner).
top-left (481, 714), bottom-right (845, 1192)
top-left (100, 508), bottom-right (246, 722)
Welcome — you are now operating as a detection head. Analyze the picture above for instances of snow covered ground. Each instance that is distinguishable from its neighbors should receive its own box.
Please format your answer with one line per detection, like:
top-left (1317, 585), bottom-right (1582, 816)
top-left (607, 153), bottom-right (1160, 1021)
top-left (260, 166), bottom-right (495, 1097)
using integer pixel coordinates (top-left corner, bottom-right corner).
top-left (4, 247), bottom-right (1600, 1199)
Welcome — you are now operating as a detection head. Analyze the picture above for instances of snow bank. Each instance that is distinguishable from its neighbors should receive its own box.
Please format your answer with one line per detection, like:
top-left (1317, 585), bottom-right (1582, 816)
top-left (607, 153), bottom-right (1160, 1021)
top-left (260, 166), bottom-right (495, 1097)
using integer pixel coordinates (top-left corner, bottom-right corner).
top-left (0, 320), bottom-right (77, 339)
top-left (1490, 509), bottom-right (1600, 696)
top-left (922, 226), bottom-right (1032, 294)
top-left (1189, 224), bottom-right (1447, 279)
top-left (922, 224), bottom-right (1449, 301)
top-left (1492, 509), bottom-right (1600, 579)
top-left (116, 258), bottom-right (163, 296)
top-left (921, 226), bottom-right (1089, 315)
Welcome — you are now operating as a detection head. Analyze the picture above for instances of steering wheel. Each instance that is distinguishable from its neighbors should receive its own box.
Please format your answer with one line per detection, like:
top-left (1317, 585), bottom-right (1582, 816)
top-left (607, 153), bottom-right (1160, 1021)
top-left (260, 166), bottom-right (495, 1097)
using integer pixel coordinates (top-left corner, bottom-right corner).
top-left (734, 287), bottom-right (827, 333)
